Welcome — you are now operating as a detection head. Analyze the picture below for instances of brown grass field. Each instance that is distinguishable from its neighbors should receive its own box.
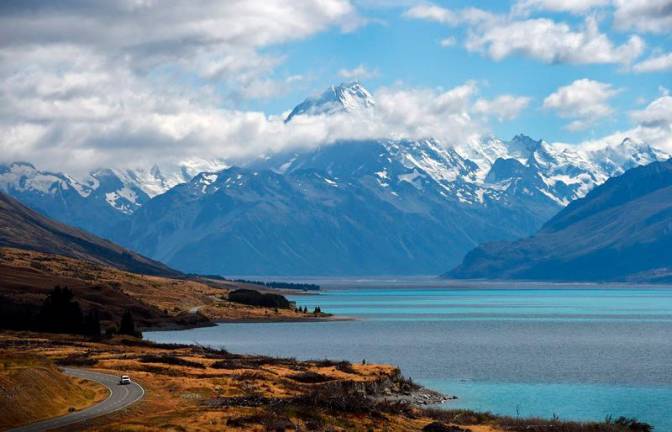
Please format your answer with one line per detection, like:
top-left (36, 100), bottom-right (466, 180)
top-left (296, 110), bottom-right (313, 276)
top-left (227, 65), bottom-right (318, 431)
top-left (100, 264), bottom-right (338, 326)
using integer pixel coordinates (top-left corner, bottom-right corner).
top-left (0, 353), bottom-right (108, 430)
top-left (0, 332), bottom-right (651, 432)
top-left (0, 247), bottom-right (328, 330)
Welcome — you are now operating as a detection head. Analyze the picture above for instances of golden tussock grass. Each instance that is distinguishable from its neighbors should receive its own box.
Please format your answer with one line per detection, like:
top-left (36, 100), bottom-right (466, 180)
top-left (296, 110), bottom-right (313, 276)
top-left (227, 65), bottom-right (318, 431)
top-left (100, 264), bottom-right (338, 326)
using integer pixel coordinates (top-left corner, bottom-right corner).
top-left (0, 353), bottom-right (108, 429)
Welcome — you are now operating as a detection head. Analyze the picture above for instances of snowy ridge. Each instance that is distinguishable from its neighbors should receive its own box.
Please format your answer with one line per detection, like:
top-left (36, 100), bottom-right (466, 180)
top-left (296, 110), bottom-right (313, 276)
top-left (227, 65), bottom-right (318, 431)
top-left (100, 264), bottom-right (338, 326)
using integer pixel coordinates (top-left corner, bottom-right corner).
top-left (0, 162), bottom-right (87, 196)
top-left (2, 82), bottom-right (668, 220)
top-left (0, 162), bottom-right (192, 216)
top-left (280, 83), bottom-right (669, 207)
top-left (285, 81), bottom-right (375, 123)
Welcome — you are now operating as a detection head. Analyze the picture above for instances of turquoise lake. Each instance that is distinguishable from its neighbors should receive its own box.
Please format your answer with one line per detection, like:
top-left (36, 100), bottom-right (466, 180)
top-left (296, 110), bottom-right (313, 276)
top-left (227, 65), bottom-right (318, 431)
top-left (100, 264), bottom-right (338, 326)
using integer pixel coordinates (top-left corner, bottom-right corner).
top-left (145, 281), bottom-right (672, 430)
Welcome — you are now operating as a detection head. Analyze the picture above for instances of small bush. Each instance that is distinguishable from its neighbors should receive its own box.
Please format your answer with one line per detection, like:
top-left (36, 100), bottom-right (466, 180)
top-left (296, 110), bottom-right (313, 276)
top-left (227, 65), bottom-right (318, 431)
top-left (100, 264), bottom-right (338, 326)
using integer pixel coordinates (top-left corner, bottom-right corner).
top-left (290, 371), bottom-right (333, 383)
top-left (55, 353), bottom-right (98, 367)
top-left (206, 395), bottom-right (271, 408)
top-left (422, 422), bottom-right (467, 432)
top-left (613, 417), bottom-right (652, 432)
top-left (294, 381), bottom-right (374, 414)
top-left (137, 365), bottom-right (183, 376)
top-left (423, 408), bottom-right (497, 426)
top-left (226, 414), bottom-right (266, 428)
top-left (335, 361), bottom-right (356, 374)
top-left (234, 370), bottom-right (267, 381)
top-left (120, 339), bottom-right (191, 349)
top-left (210, 359), bottom-right (239, 369)
top-left (138, 354), bottom-right (205, 369)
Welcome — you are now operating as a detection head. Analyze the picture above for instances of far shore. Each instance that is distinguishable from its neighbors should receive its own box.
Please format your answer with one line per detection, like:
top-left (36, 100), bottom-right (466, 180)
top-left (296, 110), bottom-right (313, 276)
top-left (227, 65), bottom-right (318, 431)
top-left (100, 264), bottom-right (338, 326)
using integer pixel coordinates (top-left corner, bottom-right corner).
top-left (213, 315), bottom-right (355, 324)
top-left (251, 275), bottom-right (672, 290)
top-left (142, 314), bottom-right (355, 332)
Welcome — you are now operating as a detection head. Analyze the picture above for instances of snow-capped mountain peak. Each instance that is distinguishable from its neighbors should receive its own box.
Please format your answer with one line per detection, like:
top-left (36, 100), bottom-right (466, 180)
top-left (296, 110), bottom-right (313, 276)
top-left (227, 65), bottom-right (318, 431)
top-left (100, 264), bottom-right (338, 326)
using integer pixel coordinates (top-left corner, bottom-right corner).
top-left (0, 162), bottom-right (85, 196)
top-left (285, 81), bottom-right (375, 123)
top-left (508, 134), bottom-right (544, 161)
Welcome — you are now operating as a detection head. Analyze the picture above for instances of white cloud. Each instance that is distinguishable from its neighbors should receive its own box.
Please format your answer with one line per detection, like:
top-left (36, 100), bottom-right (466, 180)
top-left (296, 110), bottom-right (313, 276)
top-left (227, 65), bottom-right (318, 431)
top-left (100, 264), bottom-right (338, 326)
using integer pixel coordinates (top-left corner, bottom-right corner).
top-left (613, 0), bottom-right (672, 34)
top-left (543, 79), bottom-right (619, 131)
top-left (405, 4), bottom-right (645, 66)
top-left (578, 93), bottom-right (672, 152)
top-left (513, 0), bottom-right (610, 15)
top-left (286, 75), bottom-right (305, 83)
top-left (338, 64), bottom-right (379, 80)
top-left (0, 1), bottom-right (523, 178)
top-left (405, 4), bottom-right (498, 27)
top-left (404, 4), bottom-right (460, 25)
top-left (0, 0), bottom-right (360, 100)
top-left (370, 82), bottom-right (482, 142)
top-left (440, 37), bottom-right (457, 47)
top-left (0, 67), bottom-right (527, 175)
top-left (1, 0), bottom-right (668, 178)
top-left (630, 94), bottom-right (672, 128)
top-left (283, 81), bottom-right (489, 149)
top-left (473, 95), bottom-right (532, 121)
top-left (0, 0), bottom-right (367, 174)
top-left (2, 13), bottom-right (647, 175)
top-left (466, 16), bottom-right (644, 65)
top-left (633, 52), bottom-right (672, 73)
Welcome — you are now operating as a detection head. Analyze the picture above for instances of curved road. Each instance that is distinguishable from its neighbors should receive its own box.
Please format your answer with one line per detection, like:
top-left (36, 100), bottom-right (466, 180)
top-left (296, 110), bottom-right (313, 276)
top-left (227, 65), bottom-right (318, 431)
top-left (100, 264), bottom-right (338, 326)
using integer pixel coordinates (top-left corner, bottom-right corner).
top-left (8, 368), bottom-right (144, 432)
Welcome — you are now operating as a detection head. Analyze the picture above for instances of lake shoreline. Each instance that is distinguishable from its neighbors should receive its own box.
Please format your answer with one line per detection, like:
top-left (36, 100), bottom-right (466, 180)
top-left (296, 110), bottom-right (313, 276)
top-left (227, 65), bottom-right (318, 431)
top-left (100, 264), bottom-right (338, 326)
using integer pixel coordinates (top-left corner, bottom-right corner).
top-left (262, 276), bottom-right (672, 290)
top-left (145, 284), bottom-right (671, 430)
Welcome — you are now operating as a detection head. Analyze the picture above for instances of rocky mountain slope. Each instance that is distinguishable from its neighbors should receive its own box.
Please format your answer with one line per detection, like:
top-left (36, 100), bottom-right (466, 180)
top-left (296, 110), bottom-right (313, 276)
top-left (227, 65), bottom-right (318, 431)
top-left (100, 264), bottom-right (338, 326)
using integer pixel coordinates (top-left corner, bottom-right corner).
top-left (0, 191), bottom-right (177, 276)
top-left (447, 159), bottom-right (672, 282)
top-left (117, 140), bottom-right (553, 275)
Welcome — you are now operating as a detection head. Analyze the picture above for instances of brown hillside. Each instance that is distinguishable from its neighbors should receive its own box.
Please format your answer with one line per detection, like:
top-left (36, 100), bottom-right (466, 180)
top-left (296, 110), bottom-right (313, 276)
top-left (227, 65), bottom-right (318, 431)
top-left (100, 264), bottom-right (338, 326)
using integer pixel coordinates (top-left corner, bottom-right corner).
top-left (0, 191), bottom-right (177, 276)
top-left (0, 247), bottom-right (314, 329)
top-left (0, 354), bottom-right (107, 430)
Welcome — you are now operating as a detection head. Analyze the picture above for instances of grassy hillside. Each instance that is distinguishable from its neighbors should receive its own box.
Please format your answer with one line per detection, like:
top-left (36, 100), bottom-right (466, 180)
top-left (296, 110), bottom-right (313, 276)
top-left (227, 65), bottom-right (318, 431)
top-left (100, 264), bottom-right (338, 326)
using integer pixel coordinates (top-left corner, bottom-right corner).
top-left (0, 354), bottom-right (107, 430)
top-left (0, 247), bottom-right (319, 330)
top-left (0, 191), bottom-right (177, 276)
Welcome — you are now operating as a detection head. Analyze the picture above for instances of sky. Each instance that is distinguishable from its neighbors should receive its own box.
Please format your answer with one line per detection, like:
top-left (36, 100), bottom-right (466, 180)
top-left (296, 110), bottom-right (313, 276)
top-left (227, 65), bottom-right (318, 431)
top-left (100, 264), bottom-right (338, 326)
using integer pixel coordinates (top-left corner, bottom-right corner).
top-left (0, 0), bottom-right (671, 175)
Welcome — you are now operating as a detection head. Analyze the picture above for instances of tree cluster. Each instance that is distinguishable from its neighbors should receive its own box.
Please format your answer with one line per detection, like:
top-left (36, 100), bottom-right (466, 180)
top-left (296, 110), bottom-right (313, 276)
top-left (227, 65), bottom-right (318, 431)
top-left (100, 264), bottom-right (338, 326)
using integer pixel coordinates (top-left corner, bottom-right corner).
top-left (35, 286), bottom-right (100, 336)
top-left (0, 286), bottom-right (141, 338)
top-left (227, 289), bottom-right (291, 309)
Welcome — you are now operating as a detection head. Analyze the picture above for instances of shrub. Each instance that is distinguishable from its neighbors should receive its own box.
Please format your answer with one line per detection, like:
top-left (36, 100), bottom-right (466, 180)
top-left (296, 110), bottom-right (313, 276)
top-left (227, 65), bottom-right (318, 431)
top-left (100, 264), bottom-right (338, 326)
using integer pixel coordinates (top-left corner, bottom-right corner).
top-left (289, 371), bottom-right (333, 383)
top-left (295, 382), bottom-right (374, 414)
top-left (138, 354), bottom-right (205, 369)
top-left (422, 422), bottom-right (467, 432)
top-left (228, 289), bottom-right (291, 309)
top-left (613, 417), bottom-right (652, 432)
top-left (335, 361), bottom-right (356, 374)
top-left (422, 408), bottom-right (497, 426)
top-left (56, 353), bottom-right (99, 367)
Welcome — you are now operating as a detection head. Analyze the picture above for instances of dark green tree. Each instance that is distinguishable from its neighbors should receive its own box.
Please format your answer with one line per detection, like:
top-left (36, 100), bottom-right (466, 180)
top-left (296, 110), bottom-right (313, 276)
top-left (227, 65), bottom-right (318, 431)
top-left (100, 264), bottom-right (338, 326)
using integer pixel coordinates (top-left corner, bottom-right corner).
top-left (119, 310), bottom-right (141, 338)
top-left (83, 310), bottom-right (101, 337)
top-left (36, 286), bottom-right (83, 334)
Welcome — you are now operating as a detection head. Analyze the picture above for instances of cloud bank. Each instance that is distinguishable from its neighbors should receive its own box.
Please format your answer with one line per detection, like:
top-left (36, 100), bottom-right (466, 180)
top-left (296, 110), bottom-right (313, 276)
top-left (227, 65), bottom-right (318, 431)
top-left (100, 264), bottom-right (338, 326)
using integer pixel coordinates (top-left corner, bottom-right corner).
top-left (1, 0), bottom-right (671, 178)
top-left (543, 79), bottom-right (620, 131)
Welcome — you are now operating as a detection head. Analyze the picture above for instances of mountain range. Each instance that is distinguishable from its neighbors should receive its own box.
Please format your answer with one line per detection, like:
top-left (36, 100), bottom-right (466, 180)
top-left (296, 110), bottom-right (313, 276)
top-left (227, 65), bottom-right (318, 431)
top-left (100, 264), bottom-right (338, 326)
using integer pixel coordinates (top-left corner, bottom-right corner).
top-left (448, 159), bottom-right (672, 282)
top-left (1, 82), bottom-right (669, 275)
